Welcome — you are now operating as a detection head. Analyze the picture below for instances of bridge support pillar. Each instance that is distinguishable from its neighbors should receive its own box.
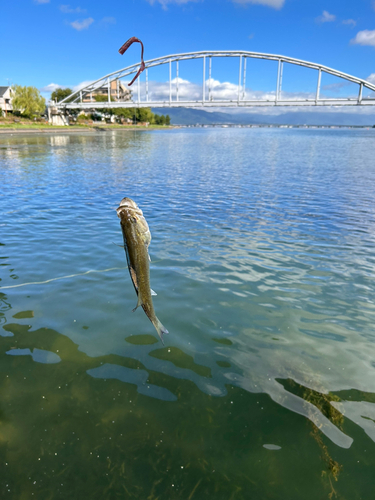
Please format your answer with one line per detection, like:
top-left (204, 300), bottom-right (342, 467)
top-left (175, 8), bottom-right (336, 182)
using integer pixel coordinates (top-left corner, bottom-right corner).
top-left (48, 106), bottom-right (70, 126)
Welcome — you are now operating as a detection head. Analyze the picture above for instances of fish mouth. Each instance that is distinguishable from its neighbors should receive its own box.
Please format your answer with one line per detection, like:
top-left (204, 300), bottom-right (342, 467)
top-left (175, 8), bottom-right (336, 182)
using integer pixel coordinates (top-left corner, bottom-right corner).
top-left (116, 197), bottom-right (143, 216)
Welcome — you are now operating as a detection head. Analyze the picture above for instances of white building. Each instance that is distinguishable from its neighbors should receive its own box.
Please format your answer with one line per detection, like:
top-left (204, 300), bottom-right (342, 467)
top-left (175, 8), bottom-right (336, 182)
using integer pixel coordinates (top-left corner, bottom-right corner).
top-left (82, 80), bottom-right (132, 103)
top-left (0, 86), bottom-right (13, 115)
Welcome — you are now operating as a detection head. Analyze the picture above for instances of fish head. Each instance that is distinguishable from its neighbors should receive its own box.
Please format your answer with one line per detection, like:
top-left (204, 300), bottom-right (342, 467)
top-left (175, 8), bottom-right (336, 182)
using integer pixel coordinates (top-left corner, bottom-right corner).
top-left (117, 197), bottom-right (151, 244)
top-left (116, 197), bottom-right (143, 219)
top-left (118, 197), bottom-right (139, 210)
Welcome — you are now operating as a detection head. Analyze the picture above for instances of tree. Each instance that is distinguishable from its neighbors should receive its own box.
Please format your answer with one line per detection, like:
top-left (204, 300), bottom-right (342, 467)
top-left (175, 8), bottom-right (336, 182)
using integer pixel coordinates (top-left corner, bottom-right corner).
top-left (51, 87), bottom-right (72, 102)
top-left (154, 114), bottom-right (166, 125)
top-left (111, 107), bottom-right (134, 119)
top-left (12, 85), bottom-right (46, 117)
top-left (165, 114), bottom-right (171, 126)
top-left (110, 107), bottom-right (154, 124)
top-left (95, 94), bottom-right (115, 102)
top-left (135, 107), bottom-right (154, 123)
top-left (94, 107), bottom-right (166, 125)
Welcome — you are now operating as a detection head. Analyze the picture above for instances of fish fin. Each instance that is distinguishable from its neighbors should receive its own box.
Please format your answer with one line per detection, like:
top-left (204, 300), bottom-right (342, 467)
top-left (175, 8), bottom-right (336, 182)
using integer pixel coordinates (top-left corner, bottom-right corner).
top-left (129, 267), bottom-right (139, 292)
top-left (148, 253), bottom-right (151, 262)
top-left (132, 294), bottom-right (143, 313)
top-left (120, 238), bottom-right (139, 293)
top-left (112, 242), bottom-right (125, 248)
top-left (150, 288), bottom-right (157, 296)
top-left (153, 317), bottom-right (169, 345)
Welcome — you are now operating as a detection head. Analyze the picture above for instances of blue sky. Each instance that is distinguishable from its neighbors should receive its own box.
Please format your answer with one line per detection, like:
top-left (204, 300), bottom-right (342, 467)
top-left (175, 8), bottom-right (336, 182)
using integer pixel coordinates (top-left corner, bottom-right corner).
top-left (2, 0), bottom-right (375, 112)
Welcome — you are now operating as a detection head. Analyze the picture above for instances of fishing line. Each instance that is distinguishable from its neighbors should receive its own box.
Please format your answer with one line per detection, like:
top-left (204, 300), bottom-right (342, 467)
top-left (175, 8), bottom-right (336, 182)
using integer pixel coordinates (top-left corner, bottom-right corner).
top-left (0, 267), bottom-right (127, 290)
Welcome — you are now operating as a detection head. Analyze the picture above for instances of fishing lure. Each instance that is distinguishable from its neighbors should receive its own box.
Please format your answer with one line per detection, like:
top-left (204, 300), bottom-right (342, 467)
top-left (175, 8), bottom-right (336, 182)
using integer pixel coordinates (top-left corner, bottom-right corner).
top-left (118, 37), bottom-right (145, 86)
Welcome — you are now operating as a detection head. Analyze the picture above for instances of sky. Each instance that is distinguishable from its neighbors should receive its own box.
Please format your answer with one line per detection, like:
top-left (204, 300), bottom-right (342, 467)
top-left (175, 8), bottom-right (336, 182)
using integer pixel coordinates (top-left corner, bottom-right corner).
top-left (1, 0), bottom-right (375, 116)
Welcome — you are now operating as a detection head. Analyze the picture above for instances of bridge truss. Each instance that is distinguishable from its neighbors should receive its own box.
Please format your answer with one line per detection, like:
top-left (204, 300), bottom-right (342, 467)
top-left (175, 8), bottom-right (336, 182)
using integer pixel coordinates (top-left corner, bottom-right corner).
top-left (56, 50), bottom-right (375, 110)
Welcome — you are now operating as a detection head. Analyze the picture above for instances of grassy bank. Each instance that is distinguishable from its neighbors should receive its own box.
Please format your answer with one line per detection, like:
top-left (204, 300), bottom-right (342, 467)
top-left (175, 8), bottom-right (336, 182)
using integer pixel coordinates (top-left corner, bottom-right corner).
top-left (0, 117), bottom-right (174, 132)
top-left (0, 122), bottom-right (174, 133)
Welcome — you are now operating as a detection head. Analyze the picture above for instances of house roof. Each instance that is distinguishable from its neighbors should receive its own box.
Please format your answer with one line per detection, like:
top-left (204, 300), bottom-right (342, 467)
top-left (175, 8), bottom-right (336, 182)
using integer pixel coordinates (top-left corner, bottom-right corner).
top-left (0, 86), bottom-right (10, 97)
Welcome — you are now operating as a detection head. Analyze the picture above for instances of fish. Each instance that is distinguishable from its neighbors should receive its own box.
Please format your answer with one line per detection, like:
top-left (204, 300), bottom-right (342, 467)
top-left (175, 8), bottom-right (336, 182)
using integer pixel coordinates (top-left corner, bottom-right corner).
top-left (116, 197), bottom-right (169, 343)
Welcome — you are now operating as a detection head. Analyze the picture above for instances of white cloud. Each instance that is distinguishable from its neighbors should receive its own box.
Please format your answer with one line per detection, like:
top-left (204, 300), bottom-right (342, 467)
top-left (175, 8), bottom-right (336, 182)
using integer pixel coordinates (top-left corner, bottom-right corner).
top-left (72, 81), bottom-right (94, 92)
top-left (367, 73), bottom-right (375, 85)
top-left (233, 0), bottom-right (284, 8)
top-left (40, 83), bottom-right (63, 93)
top-left (147, 0), bottom-right (285, 9)
top-left (170, 77), bottom-right (190, 84)
top-left (322, 82), bottom-right (350, 93)
top-left (100, 16), bottom-right (116, 25)
top-left (60, 5), bottom-right (87, 13)
top-left (126, 77), bottom-right (316, 103)
top-left (132, 75), bottom-right (374, 104)
top-left (146, 0), bottom-right (197, 9)
top-left (207, 78), bottom-right (246, 100)
top-left (46, 80), bottom-right (93, 100)
top-left (70, 17), bottom-right (94, 30)
top-left (34, 0), bottom-right (50, 3)
top-left (342, 19), bottom-right (356, 27)
top-left (351, 30), bottom-right (375, 47)
top-left (316, 10), bottom-right (336, 23)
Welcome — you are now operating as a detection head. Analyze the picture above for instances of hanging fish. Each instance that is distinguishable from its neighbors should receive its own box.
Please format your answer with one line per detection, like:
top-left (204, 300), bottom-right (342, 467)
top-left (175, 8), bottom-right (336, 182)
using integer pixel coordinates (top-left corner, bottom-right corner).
top-left (116, 197), bottom-right (169, 343)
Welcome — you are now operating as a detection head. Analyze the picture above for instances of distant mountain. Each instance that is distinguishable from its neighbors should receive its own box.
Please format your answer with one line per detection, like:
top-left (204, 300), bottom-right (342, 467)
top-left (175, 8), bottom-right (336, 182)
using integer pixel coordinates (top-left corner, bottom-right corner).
top-left (153, 107), bottom-right (375, 127)
top-left (154, 108), bottom-right (235, 125)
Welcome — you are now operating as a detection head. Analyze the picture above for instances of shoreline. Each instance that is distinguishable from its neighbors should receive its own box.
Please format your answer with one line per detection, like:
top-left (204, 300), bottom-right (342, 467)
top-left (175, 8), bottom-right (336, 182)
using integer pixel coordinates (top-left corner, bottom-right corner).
top-left (0, 125), bottom-right (175, 135)
top-left (1, 124), bottom-right (373, 135)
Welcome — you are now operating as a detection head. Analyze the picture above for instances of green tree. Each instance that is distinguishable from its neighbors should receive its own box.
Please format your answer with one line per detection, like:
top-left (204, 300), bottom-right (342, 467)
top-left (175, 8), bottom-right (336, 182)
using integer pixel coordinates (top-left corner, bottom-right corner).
top-left (51, 87), bottom-right (72, 102)
top-left (111, 107), bottom-right (135, 120)
top-left (94, 106), bottom-right (162, 125)
top-left (95, 94), bottom-right (115, 102)
top-left (12, 85), bottom-right (46, 117)
top-left (165, 114), bottom-right (171, 125)
top-left (155, 114), bottom-right (166, 125)
top-left (110, 107), bottom-right (154, 124)
top-left (136, 107), bottom-right (153, 123)
top-left (154, 114), bottom-right (162, 125)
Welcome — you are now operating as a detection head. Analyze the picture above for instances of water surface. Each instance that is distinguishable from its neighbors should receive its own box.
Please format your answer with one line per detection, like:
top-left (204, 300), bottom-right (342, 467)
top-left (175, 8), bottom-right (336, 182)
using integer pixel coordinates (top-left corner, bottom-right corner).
top-left (1, 128), bottom-right (375, 499)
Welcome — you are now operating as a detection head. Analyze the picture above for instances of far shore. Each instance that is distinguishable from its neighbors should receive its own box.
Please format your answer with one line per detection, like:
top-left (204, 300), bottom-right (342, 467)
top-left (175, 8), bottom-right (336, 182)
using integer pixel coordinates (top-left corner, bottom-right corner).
top-left (0, 124), bottom-right (176, 135)
top-left (1, 122), bottom-right (373, 135)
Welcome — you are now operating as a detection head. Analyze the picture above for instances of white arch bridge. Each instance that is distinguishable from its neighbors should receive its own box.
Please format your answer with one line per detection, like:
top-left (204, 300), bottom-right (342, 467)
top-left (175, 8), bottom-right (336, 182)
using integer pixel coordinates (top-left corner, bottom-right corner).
top-left (52, 50), bottom-right (375, 121)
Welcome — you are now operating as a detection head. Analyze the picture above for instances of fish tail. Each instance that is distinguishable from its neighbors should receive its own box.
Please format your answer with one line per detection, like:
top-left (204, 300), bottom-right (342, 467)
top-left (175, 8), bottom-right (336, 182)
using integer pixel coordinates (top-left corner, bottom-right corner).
top-left (153, 317), bottom-right (169, 345)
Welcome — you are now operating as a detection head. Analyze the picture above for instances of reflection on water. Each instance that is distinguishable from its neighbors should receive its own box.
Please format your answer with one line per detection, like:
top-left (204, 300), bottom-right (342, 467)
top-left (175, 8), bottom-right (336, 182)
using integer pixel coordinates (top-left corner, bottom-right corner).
top-left (1, 128), bottom-right (375, 498)
top-left (6, 347), bottom-right (61, 364)
top-left (87, 363), bottom-right (178, 401)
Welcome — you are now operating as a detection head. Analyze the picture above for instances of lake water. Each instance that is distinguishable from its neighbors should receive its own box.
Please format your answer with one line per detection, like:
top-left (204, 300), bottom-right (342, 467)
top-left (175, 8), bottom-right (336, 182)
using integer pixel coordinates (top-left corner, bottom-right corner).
top-left (1, 127), bottom-right (375, 499)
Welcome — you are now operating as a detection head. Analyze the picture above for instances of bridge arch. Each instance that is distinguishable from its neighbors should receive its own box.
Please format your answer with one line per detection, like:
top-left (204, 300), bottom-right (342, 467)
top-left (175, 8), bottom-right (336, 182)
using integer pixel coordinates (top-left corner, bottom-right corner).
top-left (56, 50), bottom-right (375, 109)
